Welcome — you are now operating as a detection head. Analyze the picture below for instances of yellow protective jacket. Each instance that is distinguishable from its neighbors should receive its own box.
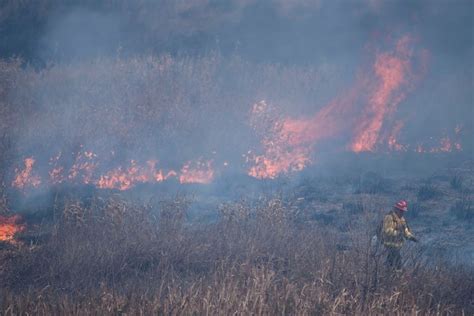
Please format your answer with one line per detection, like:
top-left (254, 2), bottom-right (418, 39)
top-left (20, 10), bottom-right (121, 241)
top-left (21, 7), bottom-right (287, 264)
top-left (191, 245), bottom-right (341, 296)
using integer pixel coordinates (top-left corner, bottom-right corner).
top-left (382, 211), bottom-right (416, 249)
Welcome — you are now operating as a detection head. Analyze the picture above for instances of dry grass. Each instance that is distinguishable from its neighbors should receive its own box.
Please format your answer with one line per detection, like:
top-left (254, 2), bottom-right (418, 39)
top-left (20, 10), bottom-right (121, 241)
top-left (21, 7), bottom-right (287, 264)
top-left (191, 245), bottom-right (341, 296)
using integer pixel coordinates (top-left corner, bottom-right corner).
top-left (0, 54), bottom-right (337, 175)
top-left (0, 37), bottom-right (472, 316)
top-left (0, 196), bottom-right (472, 315)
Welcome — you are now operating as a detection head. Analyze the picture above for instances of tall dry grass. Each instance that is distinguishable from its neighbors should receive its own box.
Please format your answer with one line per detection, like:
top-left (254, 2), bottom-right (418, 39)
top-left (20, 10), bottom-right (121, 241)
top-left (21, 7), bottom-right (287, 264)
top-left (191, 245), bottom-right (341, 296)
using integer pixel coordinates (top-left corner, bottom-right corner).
top-left (0, 54), bottom-right (339, 178)
top-left (0, 196), bottom-right (472, 315)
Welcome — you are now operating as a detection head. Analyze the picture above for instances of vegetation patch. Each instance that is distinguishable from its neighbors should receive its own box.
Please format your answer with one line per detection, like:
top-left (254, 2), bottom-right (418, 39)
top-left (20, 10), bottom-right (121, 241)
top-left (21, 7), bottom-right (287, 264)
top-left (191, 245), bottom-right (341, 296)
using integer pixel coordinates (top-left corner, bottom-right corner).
top-left (451, 197), bottom-right (473, 221)
top-left (450, 175), bottom-right (464, 191)
top-left (1, 196), bottom-right (472, 315)
top-left (417, 183), bottom-right (442, 201)
top-left (353, 171), bottom-right (392, 194)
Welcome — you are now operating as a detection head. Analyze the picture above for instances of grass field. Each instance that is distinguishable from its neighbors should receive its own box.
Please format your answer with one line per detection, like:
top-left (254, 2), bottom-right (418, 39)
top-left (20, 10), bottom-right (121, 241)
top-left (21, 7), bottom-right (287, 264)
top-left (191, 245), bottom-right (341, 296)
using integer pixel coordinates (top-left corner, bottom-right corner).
top-left (0, 48), bottom-right (472, 315)
top-left (1, 165), bottom-right (473, 315)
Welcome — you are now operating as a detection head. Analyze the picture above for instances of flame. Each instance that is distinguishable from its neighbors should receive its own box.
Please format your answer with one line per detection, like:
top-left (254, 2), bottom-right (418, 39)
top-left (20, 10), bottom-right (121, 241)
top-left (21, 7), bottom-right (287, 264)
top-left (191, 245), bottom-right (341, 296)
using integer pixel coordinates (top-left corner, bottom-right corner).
top-left (439, 137), bottom-right (453, 152)
top-left (247, 147), bottom-right (309, 179)
top-left (387, 121), bottom-right (407, 152)
top-left (398, 125), bottom-right (463, 153)
top-left (280, 89), bottom-right (359, 147)
top-left (12, 150), bottom-right (215, 191)
top-left (246, 100), bottom-right (313, 179)
top-left (245, 95), bottom-right (354, 179)
top-left (12, 158), bottom-right (41, 189)
top-left (427, 137), bottom-right (462, 153)
top-left (49, 152), bottom-right (64, 184)
top-left (7, 35), bottom-right (464, 186)
top-left (245, 35), bottom-right (435, 179)
top-left (154, 168), bottom-right (178, 182)
top-left (97, 159), bottom-right (214, 189)
top-left (412, 137), bottom-right (462, 153)
top-left (49, 166), bottom-right (65, 184)
top-left (97, 160), bottom-right (176, 190)
top-left (351, 36), bottom-right (414, 152)
top-left (68, 153), bottom-right (98, 184)
top-left (0, 214), bottom-right (25, 243)
top-left (179, 159), bottom-right (214, 184)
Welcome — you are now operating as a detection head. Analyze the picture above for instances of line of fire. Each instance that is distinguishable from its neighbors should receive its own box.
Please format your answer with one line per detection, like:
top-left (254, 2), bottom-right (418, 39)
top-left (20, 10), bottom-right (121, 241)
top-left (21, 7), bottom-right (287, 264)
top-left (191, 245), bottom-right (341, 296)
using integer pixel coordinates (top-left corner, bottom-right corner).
top-left (1, 35), bottom-right (468, 244)
top-left (0, 2), bottom-right (472, 314)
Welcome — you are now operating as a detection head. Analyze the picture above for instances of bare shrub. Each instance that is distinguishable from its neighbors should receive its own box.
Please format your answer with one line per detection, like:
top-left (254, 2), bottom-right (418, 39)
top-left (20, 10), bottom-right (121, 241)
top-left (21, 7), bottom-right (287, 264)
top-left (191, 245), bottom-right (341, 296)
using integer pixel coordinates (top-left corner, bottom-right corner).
top-left (450, 174), bottom-right (464, 191)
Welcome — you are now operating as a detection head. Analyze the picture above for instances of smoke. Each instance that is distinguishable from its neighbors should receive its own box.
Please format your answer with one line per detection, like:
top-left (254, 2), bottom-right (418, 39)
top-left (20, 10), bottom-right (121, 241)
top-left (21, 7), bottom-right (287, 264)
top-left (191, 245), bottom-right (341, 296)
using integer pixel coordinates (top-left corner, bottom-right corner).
top-left (0, 0), bottom-right (472, 195)
top-left (38, 9), bottom-right (122, 61)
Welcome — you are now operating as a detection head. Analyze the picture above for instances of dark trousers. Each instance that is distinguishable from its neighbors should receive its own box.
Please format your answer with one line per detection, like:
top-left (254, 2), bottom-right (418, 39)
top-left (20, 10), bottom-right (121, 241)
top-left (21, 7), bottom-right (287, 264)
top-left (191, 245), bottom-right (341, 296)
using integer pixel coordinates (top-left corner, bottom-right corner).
top-left (385, 247), bottom-right (402, 270)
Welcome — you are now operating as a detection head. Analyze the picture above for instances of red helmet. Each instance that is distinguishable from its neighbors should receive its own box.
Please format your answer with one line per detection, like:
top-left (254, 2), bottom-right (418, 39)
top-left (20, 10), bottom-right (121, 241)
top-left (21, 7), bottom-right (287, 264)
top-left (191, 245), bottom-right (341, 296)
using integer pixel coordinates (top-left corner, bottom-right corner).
top-left (395, 200), bottom-right (408, 212)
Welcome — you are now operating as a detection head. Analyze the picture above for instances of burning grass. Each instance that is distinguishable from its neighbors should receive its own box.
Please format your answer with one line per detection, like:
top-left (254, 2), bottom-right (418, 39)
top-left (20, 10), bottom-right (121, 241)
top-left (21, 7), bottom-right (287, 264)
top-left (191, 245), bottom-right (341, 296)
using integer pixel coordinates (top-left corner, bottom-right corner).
top-left (0, 196), bottom-right (472, 315)
top-left (0, 215), bottom-right (25, 243)
top-left (0, 45), bottom-right (469, 193)
top-left (0, 26), bottom-right (472, 315)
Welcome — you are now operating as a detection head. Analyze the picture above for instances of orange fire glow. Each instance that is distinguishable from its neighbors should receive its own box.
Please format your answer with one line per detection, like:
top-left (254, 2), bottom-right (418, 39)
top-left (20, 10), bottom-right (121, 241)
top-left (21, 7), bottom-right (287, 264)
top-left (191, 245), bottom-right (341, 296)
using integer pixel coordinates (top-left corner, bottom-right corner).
top-left (8, 35), bottom-right (465, 187)
top-left (97, 160), bottom-right (155, 190)
top-left (179, 159), bottom-right (214, 184)
top-left (97, 160), bottom-right (181, 190)
top-left (12, 150), bottom-right (216, 191)
top-left (0, 215), bottom-right (25, 243)
top-left (12, 158), bottom-right (41, 189)
top-left (246, 94), bottom-right (356, 178)
top-left (413, 136), bottom-right (462, 153)
top-left (387, 121), bottom-right (407, 152)
top-left (351, 36), bottom-right (414, 152)
top-left (246, 100), bottom-right (314, 179)
top-left (429, 137), bottom-right (462, 153)
top-left (68, 151), bottom-right (98, 184)
top-left (245, 35), bottom-right (436, 179)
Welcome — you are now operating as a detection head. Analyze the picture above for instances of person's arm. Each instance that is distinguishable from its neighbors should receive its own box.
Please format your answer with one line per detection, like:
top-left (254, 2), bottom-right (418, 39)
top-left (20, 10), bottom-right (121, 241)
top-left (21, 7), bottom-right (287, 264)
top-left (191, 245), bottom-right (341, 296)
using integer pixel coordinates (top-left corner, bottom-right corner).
top-left (404, 223), bottom-right (418, 242)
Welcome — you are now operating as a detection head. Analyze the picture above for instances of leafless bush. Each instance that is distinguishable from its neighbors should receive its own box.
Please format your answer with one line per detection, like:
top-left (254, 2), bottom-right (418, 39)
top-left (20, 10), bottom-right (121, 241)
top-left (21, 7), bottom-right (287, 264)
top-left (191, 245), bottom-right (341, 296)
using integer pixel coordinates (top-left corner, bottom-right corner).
top-left (450, 174), bottom-right (464, 191)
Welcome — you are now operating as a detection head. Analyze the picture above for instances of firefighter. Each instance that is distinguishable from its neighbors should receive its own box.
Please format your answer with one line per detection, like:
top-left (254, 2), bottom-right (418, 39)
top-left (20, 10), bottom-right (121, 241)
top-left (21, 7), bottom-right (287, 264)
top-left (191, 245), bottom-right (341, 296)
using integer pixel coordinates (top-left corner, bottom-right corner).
top-left (381, 200), bottom-right (418, 269)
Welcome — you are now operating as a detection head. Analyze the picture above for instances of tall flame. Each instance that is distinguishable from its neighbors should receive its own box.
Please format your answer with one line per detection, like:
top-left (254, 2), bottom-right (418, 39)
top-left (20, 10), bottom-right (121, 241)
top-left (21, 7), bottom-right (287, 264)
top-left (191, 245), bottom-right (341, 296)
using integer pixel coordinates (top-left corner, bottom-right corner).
top-left (246, 101), bottom-right (312, 179)
top-left (246, 94), bottom-right (356, 179)
top-left (8, 35), bottom-right (464, 187)
top-left (245, 35), bottom-right (441, 178)
top-left (351, 36), bottom-right (415, 152)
